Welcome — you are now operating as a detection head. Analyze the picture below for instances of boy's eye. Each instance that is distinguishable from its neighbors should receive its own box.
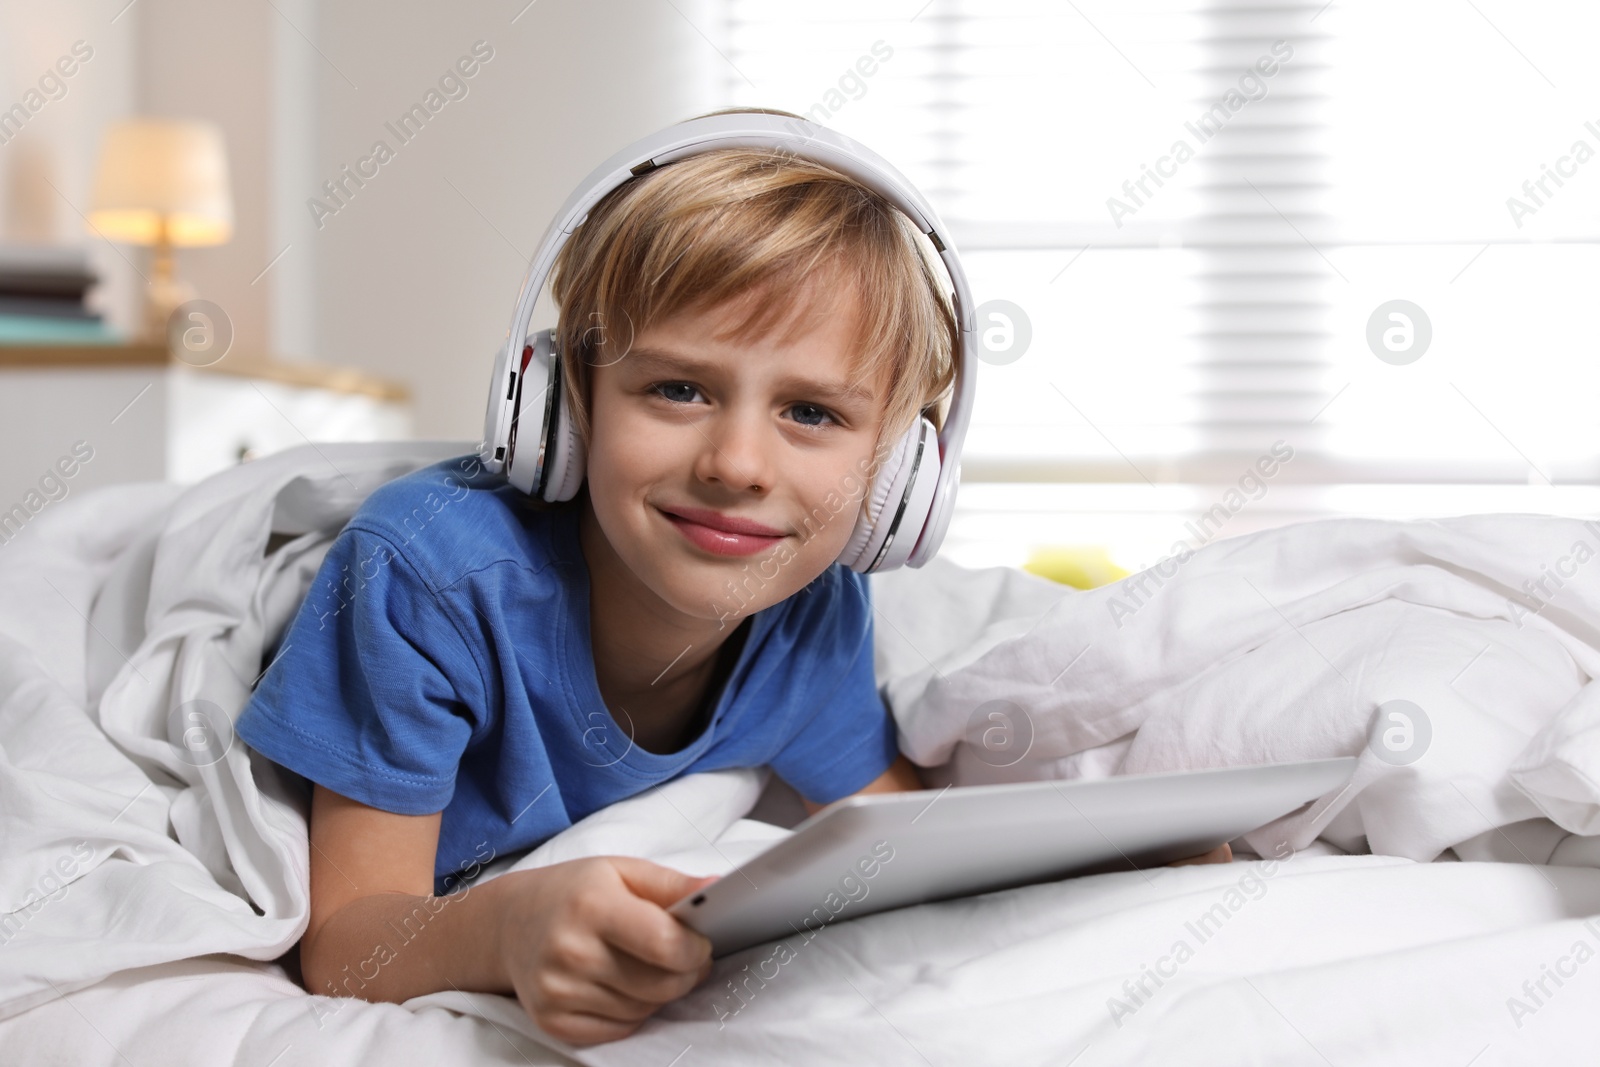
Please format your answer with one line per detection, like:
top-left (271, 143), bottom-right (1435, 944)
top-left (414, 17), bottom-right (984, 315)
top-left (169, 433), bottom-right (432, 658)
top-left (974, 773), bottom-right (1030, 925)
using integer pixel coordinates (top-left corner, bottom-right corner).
top-left (648, 383), bottom-right (838, 430)
top-left (786, 403), bottom-right (836, 429)
top-left (651, 381), bottom-right (701, 405)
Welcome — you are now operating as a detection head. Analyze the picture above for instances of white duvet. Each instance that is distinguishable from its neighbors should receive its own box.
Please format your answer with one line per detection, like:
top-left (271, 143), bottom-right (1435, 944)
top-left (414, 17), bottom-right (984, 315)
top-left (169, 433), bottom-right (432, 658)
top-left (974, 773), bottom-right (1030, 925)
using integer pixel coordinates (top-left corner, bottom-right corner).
top-left (3, 442), bottom-right (1600, 1066)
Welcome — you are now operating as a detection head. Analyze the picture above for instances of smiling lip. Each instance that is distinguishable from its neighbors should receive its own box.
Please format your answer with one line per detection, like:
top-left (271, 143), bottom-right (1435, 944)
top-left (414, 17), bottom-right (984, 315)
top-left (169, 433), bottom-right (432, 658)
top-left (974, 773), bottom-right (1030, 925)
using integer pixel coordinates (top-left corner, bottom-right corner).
top-left (658, 505), bottom-right (786, 557)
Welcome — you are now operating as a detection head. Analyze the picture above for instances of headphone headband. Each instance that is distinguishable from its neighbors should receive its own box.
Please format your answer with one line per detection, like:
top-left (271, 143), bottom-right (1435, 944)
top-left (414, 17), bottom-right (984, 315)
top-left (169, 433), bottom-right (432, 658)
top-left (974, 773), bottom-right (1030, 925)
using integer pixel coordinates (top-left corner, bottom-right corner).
top-left (480, 111), bottom-right (975, 569)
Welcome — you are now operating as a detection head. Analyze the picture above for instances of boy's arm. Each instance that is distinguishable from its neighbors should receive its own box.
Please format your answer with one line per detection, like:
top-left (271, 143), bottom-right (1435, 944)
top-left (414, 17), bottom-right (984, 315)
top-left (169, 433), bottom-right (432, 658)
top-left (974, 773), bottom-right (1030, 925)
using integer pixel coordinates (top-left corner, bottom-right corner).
top-left (299, 784), bottom-right (510, 1002)
top-left (800, 752), bottom-right (923, 816)
top-left (300, 783), bottom-right (717, 1046)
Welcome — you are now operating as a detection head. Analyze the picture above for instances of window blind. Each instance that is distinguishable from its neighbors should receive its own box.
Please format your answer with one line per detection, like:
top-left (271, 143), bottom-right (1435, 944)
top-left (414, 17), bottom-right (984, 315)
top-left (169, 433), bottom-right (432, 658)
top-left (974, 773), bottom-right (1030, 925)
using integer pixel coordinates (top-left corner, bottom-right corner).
top-left (717, 0), bottom-right (1600, 486)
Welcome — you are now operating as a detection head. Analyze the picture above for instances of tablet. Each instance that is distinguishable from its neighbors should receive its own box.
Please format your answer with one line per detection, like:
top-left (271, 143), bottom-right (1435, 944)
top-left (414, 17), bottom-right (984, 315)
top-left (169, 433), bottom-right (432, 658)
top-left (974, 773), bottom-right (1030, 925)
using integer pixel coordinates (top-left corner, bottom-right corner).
top-left (668, 756), bottom-right (1358, 957)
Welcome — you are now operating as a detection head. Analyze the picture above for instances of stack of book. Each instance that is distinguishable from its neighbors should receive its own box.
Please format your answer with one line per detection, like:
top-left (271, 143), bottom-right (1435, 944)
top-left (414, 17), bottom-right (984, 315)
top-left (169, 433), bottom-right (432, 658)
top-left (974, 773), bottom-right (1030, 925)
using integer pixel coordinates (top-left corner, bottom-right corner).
top-left (0, 245), bottom-right (117, 344)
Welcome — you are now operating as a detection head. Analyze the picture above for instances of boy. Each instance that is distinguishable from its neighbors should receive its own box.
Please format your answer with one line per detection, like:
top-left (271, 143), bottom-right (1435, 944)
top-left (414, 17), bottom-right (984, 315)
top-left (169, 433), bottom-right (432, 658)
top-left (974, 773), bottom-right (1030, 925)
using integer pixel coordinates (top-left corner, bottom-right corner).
top-left (235, 135), bottom-right (946, 1046)
top-left (236, 123), bottom-right (1228, 1048)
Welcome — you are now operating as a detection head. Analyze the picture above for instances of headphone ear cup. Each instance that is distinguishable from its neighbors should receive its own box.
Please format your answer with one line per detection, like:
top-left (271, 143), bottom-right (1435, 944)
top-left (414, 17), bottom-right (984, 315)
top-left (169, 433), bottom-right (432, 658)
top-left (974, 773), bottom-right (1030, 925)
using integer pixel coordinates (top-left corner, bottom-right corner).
top-left (502, 331), bottom-right (547, 496)
top-left (503, 328), bottom-right (586, 500)
top-left (541, 352), bottom-right (586, 502)
top-left (544, 374), bottom-right (588, 502)
top-left (838, 415), bottom-right (941, 574)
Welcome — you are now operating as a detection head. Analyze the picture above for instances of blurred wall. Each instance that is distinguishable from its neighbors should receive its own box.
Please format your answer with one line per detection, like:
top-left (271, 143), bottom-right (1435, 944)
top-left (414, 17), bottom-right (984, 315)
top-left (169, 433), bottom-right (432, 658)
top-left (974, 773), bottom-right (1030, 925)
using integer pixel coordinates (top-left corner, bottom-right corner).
top-left (136, 0), bottom-right (278, 362)
top-left (308, 0), bottom-right (722, 437)
top-left (0, 0), bottom-right (724, 440)
top-left (0, 1), bottom-right (141, 334)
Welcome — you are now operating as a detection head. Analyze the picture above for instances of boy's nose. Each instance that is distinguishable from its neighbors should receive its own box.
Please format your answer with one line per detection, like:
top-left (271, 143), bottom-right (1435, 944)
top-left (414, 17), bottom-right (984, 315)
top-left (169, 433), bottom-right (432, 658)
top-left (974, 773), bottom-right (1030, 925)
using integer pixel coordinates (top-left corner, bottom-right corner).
top-left (692, 409), bottom-right (775, 494)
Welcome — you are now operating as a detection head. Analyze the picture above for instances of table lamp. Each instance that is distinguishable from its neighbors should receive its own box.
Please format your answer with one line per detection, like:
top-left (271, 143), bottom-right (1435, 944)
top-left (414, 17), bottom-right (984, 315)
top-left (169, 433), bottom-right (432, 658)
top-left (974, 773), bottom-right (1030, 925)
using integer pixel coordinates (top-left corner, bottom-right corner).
top-left (88, 117), bottom-right (233, 342)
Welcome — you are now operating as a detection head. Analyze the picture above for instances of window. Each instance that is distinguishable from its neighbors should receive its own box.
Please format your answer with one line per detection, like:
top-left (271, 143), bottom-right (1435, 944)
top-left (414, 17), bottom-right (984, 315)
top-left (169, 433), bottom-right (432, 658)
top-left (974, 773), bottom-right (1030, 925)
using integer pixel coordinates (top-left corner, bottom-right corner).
top-left (716, 0), bottom-right (1600, 567)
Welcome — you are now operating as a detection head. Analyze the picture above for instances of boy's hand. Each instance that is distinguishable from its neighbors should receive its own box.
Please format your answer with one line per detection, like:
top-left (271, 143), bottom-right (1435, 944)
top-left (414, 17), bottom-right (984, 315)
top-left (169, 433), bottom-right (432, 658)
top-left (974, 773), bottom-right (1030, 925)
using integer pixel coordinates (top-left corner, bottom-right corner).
top-left (496, 857), bottom-right (718, 1046)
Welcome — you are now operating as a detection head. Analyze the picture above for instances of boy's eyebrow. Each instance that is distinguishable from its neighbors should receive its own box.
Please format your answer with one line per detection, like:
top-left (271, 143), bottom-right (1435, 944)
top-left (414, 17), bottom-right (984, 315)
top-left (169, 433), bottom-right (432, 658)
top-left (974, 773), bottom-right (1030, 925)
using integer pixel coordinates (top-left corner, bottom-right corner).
top-left (623, 345), bottom-right (878, 406)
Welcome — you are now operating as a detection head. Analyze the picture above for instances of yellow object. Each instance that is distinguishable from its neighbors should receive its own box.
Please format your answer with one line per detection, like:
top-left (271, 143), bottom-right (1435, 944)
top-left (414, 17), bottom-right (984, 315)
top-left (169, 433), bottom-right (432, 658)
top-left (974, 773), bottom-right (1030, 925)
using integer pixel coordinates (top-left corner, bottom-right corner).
top-left (90, 118), bottom-right (234, 246)
top-left (89, 117), bottom-right (234, 342)
top-left (1023, 545), bottom-right (1130, 590)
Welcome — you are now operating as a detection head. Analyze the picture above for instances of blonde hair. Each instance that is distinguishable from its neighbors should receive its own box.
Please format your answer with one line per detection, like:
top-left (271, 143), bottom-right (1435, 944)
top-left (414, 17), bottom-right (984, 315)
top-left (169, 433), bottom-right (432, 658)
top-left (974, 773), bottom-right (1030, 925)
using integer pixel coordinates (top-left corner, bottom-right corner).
top-left (537, 107), bottom-right (958, 516)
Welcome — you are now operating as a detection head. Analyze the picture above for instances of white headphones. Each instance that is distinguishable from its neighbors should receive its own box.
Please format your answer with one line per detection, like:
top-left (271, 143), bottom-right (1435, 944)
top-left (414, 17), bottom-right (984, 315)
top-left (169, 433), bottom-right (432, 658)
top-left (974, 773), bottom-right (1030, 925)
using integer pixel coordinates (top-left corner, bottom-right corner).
top-left (479, 110), bottom-right (975, 573)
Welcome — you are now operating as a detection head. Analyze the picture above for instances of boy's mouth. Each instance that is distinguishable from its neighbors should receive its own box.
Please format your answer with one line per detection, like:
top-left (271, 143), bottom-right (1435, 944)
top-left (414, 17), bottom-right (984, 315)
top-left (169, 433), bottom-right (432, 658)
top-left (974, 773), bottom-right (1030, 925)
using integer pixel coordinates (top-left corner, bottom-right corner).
top-left (655, 505), bottom-right (787, 558)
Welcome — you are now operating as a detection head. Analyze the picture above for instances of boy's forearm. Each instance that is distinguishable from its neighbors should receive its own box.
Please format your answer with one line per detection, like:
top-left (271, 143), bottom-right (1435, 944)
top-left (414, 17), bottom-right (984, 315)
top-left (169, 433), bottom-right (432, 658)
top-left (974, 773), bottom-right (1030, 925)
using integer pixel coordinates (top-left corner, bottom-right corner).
top-left (301, 874), bottom-right (517, 1005)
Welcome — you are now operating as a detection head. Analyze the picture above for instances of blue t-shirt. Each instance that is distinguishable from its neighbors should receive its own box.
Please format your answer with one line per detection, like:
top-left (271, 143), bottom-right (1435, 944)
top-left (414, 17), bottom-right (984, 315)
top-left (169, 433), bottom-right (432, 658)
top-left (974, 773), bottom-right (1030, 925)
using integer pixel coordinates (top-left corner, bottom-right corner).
top-left (235, 454), bottom-right (898, 895)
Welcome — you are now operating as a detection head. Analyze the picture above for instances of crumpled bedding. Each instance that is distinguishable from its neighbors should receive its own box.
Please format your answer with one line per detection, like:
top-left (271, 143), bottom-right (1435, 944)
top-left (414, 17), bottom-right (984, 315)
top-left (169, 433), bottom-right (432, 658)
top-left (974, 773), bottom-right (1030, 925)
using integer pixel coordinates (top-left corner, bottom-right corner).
top-left (3, 441), bottom-right (1599, 1065)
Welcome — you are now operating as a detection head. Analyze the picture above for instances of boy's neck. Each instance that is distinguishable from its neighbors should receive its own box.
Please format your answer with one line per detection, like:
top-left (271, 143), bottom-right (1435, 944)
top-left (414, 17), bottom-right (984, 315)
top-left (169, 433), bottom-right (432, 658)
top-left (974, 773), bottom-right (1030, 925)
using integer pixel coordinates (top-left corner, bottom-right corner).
top-left (576, 489), bottom-right (742, 749)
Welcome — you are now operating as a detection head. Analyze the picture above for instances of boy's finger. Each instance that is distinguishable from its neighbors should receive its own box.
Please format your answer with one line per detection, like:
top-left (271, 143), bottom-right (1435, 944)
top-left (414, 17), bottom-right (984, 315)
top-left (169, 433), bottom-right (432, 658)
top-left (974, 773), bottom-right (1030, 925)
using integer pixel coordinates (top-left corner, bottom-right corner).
top-left (545, 975), bottom-right (659, 1024)
top-left (594, 884), bottom-right (713, 972)
top-left (531, 1007), bottom-right (644, 1048)
top-left (1167, 842), bottom-right (1232, 866)
top-left (593, 944), bottom-right (716, 1006)
top-left (612, 856), bottom-right (718, 907)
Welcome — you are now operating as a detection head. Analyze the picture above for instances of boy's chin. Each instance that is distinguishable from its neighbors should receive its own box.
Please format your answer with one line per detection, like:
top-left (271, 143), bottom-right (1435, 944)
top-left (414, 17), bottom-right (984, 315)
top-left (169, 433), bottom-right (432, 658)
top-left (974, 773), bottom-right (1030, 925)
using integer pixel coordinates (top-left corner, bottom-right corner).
top-left (663, 574), bottom-right (781, 625)
top-left (650, 559), bottom-right (816, 625)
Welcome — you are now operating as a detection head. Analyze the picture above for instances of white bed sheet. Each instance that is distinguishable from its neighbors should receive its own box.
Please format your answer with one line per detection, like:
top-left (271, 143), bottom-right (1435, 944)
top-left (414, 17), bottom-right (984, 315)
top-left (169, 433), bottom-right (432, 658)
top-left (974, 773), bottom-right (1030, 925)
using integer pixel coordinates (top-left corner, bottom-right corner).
top-left (3, 442), bottom-right (1600, 1065)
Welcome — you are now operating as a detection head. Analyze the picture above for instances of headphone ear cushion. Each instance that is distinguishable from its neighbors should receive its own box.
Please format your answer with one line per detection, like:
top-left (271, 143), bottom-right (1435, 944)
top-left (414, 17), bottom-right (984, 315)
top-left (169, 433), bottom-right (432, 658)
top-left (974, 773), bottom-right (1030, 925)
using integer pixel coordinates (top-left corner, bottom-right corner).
top-left (838, 416), bottom-right (940, 573)
top-left (502, 331), bottom-right (549, 497)
top-left (541, 342), bottom-right (587, 502)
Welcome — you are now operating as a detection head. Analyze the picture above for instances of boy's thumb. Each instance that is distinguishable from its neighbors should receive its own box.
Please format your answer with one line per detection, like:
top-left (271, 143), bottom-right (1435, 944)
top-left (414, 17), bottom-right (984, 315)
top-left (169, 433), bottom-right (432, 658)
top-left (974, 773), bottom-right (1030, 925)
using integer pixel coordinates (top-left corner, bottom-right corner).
top-left (614, 858), bottom-right (720, 906)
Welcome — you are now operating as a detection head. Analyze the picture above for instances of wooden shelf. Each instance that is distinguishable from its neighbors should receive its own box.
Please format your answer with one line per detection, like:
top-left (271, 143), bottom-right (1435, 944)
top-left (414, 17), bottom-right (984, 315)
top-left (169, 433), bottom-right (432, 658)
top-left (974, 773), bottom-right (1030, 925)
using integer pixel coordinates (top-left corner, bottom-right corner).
top-left (0, 344), bottom-right (411, 402)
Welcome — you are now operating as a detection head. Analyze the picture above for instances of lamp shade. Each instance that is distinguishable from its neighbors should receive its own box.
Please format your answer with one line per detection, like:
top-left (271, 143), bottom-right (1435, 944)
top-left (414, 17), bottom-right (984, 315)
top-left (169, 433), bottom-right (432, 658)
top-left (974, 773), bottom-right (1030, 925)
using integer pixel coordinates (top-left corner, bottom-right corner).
top-left (89, 118), bottom-right (233, 246)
